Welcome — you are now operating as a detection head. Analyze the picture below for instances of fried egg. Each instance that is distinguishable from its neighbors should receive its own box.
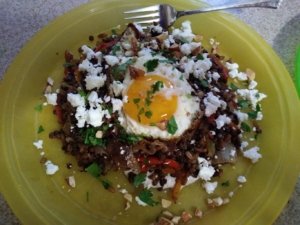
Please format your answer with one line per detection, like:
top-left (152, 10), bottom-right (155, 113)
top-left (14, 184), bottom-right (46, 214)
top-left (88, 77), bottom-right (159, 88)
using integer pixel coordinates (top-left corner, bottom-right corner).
top-left (117, 54), bottom-right (200, 139)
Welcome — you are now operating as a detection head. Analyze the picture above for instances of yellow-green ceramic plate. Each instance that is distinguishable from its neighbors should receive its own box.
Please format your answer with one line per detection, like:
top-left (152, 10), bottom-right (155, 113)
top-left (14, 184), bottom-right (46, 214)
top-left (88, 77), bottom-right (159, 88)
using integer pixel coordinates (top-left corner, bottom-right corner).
top-left (1, 0), bottom-right (300, 224)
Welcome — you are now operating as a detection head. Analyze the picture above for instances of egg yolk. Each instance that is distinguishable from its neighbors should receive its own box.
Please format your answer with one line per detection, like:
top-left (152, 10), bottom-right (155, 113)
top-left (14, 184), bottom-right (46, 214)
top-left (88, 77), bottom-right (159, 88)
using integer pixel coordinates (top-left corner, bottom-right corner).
top-left (123, 75), bottom-right (178, 125)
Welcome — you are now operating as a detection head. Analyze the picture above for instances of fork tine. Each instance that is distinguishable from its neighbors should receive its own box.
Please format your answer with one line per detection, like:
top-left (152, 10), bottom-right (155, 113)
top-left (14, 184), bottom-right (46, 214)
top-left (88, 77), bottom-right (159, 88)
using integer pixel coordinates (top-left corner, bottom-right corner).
top-left (125, 12), bottom-right (159, 20)
top-left (124, 5), bottom-right (159, 14)
top-left (134, 18), bottom-right (160, 24)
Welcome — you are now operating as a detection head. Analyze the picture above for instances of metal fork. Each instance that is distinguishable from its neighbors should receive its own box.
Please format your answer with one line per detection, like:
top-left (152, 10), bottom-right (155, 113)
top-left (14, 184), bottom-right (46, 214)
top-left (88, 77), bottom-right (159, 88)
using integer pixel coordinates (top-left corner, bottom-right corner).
top-left (124, 0), bottom-right (282, 30)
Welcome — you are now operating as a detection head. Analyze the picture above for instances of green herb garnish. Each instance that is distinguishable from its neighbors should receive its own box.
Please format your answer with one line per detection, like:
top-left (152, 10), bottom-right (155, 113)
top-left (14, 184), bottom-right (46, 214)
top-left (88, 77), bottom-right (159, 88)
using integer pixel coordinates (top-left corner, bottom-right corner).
top-left (133, 173), bottom-right (147, 187)
top-left (83, 127), bottom-right (105, 147)
top-left (120, 133), bottom-right (143, 144)
top-left (199, 79), bottom-right (209, 88)
top-left (143, 59), bottom-right (159, 72)
top-left (167, 116), bottom-right (178, 135)
top-left (137, 190), bottom-right (159, 206)
top-left (112, 58), bottom-right (135, 80)
top-left (238, 99), bottom-right (250, 109)
top-left (241, 122), bottom-right (251, 132)
top-left (85, 162), bottom-right (102, 178)
top-left (133, 98), bottom-right (141, 104)
top-left (37, 125), bottom-right (45, 134)
top-left (196, 54), bottom-right (204, 60)
top-left (151, 81), bottom-right (164, 93)
top-left (247, 111), bottom-right (258, 119)
top-left (145, 111), bottom-right (152, 118)
top-left (229, 83), bottom-right (239, 91)
top-left (101, 179), bottom-right (113, 190)
top-left (112, 45), bottom-right (121, 55)
top-left (34, 103), bottom-right (43, 112)
top-left (221, 180), bottom-right (230, 187)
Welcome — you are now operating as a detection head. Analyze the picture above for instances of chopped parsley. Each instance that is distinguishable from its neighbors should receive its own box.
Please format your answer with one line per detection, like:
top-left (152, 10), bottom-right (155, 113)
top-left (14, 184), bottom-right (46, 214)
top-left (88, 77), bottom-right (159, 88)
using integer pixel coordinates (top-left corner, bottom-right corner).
top-left (120, 133), bottom-right (143, 144)
top-left (133, 98), bottom-right (140, 104)
top-left (112, 58), bottom-right (135, 80)
top-left (221, 180), bottom-right (230, 187)
top-left (145, 110), bottom-right (152, 118)
top-left (101, 179), bottom-right (113, 190)
top-left (229, 83), bottom-right (239, 91)
top-left (143, 59), bottom-right (159, 72)
top-left (85, 162), bottom-right (102, 178)
top-left (241, 122), bottom-right (251, 132)
top-left (167, 116), bottom-right (178, 135)
top-left (37, 125), bottom-right (45, 134)
top-left (133, 173), bottom-right (146, 187)
top-left (137, 190), bottom-right (159, 206)
top-left (247, 111), bottom-right (258, 119)
top-left (238, 99), bottom-right (250, 109)
top-left (34, 103), bottom-right (43, 112)
top-left (151, 81), bottom-right (164, 93)
top-left (196, 54), bottom-right (204, 60)
top-left (199, 79), bottom-right (209, 88)
top-left (111, 45), bottom-right (121, 55)
top-left (82, 127), bottom-right (106, 147)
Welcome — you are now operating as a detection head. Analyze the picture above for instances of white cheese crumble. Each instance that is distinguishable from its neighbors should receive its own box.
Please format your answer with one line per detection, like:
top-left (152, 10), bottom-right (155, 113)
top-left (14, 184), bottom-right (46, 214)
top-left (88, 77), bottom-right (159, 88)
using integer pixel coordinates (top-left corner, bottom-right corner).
top-left (85, 75), bottom-right (107, 90)
top-left (47, 77), bottom-right (54, 86)
top-left (111, 98), bottom-right (123, 113)
top-left (198, 157), bottom-right (215, 181)
top-left (172, 21), bottom-right (195, 43)
top-left (236, 89), bottom-right (267, 110)
top-left (111, 81), bottom-right (124, 97)
top-left (33, 140), bottom-right (43, 149)
top-left (180, 42), bottom-right (201, 55)
top-left (44, 160), bottom-right (59, 175)
top-left (203, 92), bottom-right (224, 117)
top-left (234, 110), bottom-right (249, 122)
top-left (67, 93), bottom-right (85, 107)
top-left (135, 196), bottom-right (147, 206)
top-left (203, 181), bottom-right (218, 194)
top-left (86, 107), bottom-right (105, 127)
top-left (215, 114), bottom-right (231, 129)
top-left (237, 175), bottom-right (247, 183)
top-left (44, 93), bottom-right (57, 106)
top-left (243, 146), bottom-right (262, 163)
top-left (104, 55), bottom-right (119, 66)
top-left (225, 62), bottom-right (247, 81)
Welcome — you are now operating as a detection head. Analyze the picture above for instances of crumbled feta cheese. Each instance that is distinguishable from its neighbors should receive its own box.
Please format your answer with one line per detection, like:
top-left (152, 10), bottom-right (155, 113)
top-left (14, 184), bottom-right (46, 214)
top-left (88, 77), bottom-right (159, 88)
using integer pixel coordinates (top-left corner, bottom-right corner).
top-left (85, 75), bottom-right (107, 90)
top-left (226, 62), bottom-right (247, 81)
top-left (79, 59), bottom-right (102, 76)
top-left (104, 55), bottom-right (119, 66)
top-left (237, 175), bottom-right (247, 183)
top-left (163, 35), bottom-right (175, 48)
top-left (256, 111), bottom-right (263, 120)
top-left (123, 95), bottom-right (129, 103)
top-left (234, 110), bottom-right (249, 122)
top-left (81, 45), bottom-right (96, 60)
top-left (86, 107), bottom-right (105, 127)
top-left (111, 98), bottom-right (123, 113)
top-left (111, 81), bottom-right (124, 97)
top-left (47, 77), bottom-right (54, 86)
top-left (203, 181), bottom-right (218, 194)
top-left (243, 146), bottom-right (262, 163)
top-left (180, 42), bottom-right (201, 55)
top-left (181, 54), bottom-right (212, 79)
top-left (44, 93), bottom-right (57, 106)
top-left (241, 141), bottom-right (249, 149)
top-left (211, 72), bottom-right (220, 81)
top-left (161, 199), bottom-right (172, 208)
top-left (67, 93), bottom-right (85, 107)
top-left (75, 105), bottom-right (87, 128)
top-left (198, 157), bottom-right (215, 181)
top-left (104, 95), bottom-right (111, 103)
top-left (237, 89), bottom-right (267, 110)
top-left (150, 24), bottom-right (163, 34)
top-left (215, 114), bottom-right (231, 129)
top-left (135, 196), bottom-right (147, 206)
top-left (44, 160), bottom-right (59, 175)
top-left (138, 48), bottom-right (152, 57)
top-left (33, 140), bottom-right (43, 149)
top-left (248, 80), bottom-right (258, 89)
top-left (203, 92), bottom-right (222, 117)
top-left (172, 21), bottom-right (195, 43)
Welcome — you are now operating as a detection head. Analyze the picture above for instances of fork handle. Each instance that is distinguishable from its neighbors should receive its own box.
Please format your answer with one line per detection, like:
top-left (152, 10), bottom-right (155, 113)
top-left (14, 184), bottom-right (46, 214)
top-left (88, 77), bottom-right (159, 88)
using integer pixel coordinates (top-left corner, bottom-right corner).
top-left (177, 0), bottom-right (281, 18)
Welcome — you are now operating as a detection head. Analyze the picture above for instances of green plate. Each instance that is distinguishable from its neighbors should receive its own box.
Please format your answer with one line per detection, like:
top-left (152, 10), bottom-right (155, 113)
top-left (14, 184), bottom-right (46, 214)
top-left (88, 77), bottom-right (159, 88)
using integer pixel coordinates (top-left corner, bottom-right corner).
top-left (0, 0), bottom-right (300, 224)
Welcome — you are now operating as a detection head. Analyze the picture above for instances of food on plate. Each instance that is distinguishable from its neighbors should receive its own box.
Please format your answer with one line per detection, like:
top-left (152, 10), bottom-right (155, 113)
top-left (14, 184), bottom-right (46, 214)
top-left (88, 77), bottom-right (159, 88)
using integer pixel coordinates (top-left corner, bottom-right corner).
top-left (38, 21), bottom-right (266, 219)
